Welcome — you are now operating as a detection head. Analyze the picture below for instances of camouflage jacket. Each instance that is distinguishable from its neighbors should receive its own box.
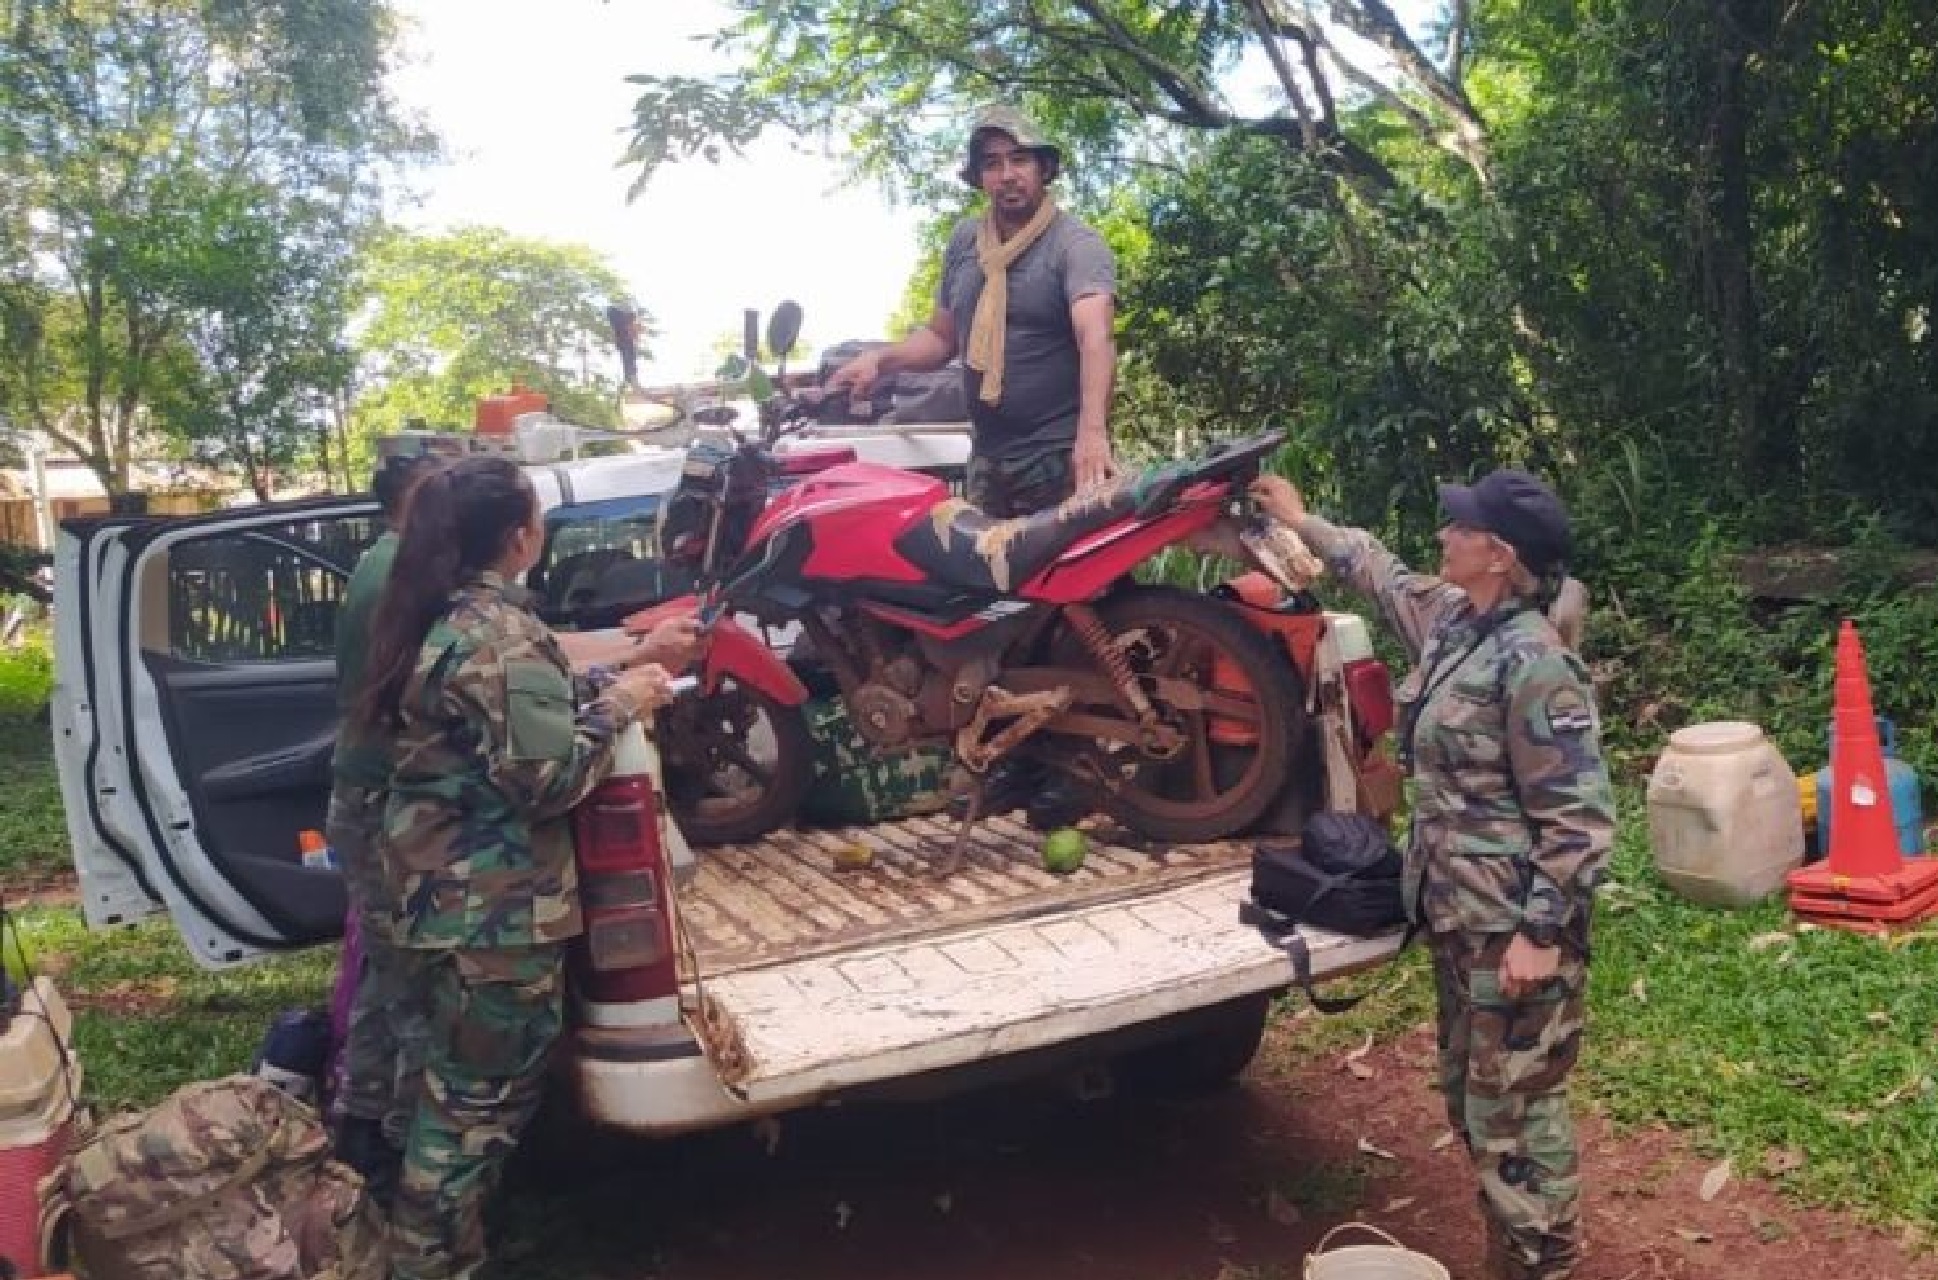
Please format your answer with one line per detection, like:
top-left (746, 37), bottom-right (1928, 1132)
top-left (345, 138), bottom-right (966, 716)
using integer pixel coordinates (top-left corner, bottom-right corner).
top-left (1296, 515), bottom-right (1615, 942)
top-left (380, 572), bottom-right (642, 950)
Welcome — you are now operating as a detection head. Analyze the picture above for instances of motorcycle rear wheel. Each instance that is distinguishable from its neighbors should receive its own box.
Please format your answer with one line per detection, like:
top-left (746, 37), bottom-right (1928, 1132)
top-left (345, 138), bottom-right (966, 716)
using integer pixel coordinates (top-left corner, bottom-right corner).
top-left (1068, 586), bottom-right (1310, 844)
top-left (658, 675), bottom-right (815, 845)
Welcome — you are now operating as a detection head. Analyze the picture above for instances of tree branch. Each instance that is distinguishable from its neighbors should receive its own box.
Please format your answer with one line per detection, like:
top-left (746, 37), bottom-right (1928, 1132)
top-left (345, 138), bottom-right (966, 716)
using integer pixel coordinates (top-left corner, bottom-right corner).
top-left (1323, 0), bottom-right (1492, 181)
top-left (1446, 0), bottom-right (1472, 84)
top-left (1241, 0), bottom-right (1319, 149)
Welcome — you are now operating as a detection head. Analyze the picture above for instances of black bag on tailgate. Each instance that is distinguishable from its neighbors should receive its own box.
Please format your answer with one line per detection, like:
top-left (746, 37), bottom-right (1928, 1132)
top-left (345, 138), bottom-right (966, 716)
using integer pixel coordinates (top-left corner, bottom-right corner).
top-left (1249, 812), bottom-right (1407, 937)
top-left (1242, 813), bottom-right (1410, 1014)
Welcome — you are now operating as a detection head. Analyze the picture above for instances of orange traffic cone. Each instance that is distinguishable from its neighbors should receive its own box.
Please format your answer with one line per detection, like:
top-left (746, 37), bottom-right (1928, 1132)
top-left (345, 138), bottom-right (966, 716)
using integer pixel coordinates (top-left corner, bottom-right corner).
top-left (1787, 620), bottom-right (1938, 930)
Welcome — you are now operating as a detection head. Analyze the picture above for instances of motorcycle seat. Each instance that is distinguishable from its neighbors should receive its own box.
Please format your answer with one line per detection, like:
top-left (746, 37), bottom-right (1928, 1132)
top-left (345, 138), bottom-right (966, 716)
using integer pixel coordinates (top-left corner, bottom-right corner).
top-left (891, 482), bottom-right (1143, 593)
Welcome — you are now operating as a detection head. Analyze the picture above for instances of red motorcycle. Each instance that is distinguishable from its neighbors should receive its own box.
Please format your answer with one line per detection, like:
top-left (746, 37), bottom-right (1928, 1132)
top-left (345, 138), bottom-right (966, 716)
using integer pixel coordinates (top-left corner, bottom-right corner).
top-left (626, 321), bottom-right (1325, 848)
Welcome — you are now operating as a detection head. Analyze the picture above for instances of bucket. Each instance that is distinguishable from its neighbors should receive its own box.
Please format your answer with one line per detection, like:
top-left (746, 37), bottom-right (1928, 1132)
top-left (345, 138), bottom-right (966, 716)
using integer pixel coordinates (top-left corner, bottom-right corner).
top-left (1305, 1223), bottom-right (1450, 1280)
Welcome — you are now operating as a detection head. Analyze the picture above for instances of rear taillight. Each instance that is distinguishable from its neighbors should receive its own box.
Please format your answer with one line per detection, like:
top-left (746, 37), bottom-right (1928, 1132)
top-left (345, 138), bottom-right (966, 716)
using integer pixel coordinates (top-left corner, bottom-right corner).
top-left (1343, 657), bottom-right (1395, 746)
top-left (571, 724), bottom-right (678, 1007)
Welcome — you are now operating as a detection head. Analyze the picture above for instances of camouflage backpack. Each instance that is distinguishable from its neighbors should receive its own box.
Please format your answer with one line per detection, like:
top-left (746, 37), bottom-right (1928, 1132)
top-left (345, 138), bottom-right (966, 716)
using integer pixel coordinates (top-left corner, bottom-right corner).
top-left (38, 1074), bottom-right (385, 1280)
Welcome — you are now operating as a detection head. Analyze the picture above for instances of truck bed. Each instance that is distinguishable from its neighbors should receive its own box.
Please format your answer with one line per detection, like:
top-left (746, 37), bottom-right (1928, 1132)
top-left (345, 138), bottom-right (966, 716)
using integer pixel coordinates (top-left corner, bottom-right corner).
top-left (679, 814), bottom-right (1253, 977)
top-left (574, 815), bottom-right (1401, 1122)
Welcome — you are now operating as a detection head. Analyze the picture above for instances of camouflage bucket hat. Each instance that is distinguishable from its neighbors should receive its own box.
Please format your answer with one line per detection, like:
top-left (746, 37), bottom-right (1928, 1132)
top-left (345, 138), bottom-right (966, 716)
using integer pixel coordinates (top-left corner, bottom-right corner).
top-left (960, 103), bottom-right (1063, 186)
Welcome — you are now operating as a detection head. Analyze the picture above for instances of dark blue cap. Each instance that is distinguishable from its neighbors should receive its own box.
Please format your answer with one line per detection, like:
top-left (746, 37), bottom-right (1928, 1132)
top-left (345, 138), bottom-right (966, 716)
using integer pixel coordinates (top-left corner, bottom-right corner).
top-left (1437, 468), bottom-right (1571, 575)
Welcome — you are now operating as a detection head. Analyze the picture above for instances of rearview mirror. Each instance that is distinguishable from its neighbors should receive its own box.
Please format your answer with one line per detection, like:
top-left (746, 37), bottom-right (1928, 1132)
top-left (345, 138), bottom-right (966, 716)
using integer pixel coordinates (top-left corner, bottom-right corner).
top-left (765, 300), bottom-right (803, 362)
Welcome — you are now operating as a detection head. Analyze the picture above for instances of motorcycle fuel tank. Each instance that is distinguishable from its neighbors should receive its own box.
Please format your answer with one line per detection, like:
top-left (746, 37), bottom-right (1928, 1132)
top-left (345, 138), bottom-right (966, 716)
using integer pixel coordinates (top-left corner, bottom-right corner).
top-left (744, 461), bottom-right (949, 585)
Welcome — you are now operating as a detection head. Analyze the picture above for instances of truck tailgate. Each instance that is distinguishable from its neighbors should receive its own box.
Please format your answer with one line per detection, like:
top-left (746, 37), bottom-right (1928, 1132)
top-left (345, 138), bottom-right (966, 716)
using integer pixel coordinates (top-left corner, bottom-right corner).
top-left (692, 866), bottom-right (1402, 1102)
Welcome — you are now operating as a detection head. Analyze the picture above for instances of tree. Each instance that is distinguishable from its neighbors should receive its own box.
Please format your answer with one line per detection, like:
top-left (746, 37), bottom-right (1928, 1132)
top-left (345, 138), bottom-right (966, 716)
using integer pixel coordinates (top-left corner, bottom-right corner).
top-left (621, 0), bottom-right (1492, 201)
top-left (170, 184), bottom-right (362, 501)
top-left (0, 0), bottom-right (424, 494)
top-left (350, 227), bottom-right (641, 444)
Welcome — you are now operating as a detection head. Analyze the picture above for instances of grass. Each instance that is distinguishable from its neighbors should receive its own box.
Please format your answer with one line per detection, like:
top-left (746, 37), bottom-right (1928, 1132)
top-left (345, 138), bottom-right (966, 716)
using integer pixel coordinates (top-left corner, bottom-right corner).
top-left (7, 905), bottom-right (336, 1110)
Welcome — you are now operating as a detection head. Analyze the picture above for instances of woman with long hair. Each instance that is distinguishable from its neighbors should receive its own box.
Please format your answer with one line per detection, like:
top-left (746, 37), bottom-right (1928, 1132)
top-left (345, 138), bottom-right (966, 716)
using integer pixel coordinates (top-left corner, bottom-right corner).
top-left (355, 456), bottom-right (673, 1280)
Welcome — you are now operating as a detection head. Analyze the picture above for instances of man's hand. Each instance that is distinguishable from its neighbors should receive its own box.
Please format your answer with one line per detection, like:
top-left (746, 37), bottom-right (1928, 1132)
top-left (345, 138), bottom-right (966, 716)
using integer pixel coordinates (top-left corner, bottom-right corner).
top-left (1499, 933), bottom-right (1562, 999)
top-left (633, 614), bottom-right (704, 673)
top-left (1248, 475), bottom-right (1307, 526)
top-left (825, 350), bottom-right (885, 399)
top-left (1073, 432), bottom-right (1117, 490)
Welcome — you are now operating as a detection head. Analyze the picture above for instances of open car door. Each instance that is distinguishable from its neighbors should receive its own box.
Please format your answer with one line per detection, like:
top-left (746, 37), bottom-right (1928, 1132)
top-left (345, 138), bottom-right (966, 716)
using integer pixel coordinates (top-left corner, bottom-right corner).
top-left (51, 498), bottom-right (380, 968)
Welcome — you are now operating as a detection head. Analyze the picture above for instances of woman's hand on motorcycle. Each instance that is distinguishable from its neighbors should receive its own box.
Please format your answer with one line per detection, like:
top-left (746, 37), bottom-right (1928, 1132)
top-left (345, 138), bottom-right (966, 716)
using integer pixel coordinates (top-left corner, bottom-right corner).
top-left (632, 615), bottom-right (705, 673)
top-left (1073, 432), bottom-right (1118, 490)
top-left (614, 662), bottom-right (677, 714)
top-left (1248, 474), bottom-right (1307, 526)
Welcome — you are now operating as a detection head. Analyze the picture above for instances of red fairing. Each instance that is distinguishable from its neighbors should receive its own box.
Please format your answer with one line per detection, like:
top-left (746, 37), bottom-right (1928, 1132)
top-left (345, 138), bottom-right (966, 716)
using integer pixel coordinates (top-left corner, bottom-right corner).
top-left (747, 462), bottom-right (946, 584)
top-left (621, 596), bottom-right (808, 708)
top-left (702, 617), bottom-right (808, 706)
top-left (1021, 481), bottom-right (1227, 603)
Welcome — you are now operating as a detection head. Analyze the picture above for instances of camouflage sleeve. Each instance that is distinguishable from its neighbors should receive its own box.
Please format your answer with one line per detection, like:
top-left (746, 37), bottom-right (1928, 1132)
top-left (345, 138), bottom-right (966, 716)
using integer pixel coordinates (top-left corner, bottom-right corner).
top-left (1293, 514), bottom-right (1466, 666)
top-left (441, 629), bottom-right (643, 824)
top-left (1503, 648), bottom-right (1616, 933)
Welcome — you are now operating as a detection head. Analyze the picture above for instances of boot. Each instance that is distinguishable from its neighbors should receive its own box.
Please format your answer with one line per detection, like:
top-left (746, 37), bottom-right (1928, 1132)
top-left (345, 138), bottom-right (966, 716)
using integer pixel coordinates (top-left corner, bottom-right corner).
top-left (1485, 1222), bottom-right (1577, 1280)
top-left (334, 1115), bottom-right (403, 1209)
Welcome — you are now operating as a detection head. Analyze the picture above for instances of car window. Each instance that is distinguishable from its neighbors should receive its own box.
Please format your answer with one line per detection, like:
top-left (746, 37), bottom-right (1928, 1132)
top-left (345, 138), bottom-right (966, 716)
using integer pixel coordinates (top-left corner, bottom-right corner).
top-left (167, 515), bottom-right (381, 662)
top-left (535, 495), bottom-right (687, 625)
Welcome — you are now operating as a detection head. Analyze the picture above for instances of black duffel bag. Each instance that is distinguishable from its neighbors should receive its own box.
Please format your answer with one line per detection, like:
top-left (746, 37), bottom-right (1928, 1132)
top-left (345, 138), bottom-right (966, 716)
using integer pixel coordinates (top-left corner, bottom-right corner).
top-left (1249, 812), bottom-right (1407, 937)
top-left (1242, 812), bottom-right (1412, 1013)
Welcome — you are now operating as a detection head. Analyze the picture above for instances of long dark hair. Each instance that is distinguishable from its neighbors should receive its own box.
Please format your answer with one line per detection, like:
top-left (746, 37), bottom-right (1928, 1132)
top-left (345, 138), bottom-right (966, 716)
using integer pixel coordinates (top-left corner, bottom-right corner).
top-left (354, 456), bottom-right (537, 730)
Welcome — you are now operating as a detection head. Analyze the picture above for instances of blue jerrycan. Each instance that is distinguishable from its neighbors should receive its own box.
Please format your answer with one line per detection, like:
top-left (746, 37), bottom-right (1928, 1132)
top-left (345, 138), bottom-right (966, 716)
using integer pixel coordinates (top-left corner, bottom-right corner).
top-left (1815, 716), bottom-right (1925, 857)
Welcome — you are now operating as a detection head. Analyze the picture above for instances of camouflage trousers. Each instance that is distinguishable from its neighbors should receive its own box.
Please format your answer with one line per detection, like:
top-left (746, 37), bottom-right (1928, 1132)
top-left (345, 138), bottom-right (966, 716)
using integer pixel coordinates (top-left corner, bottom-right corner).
top-left (388, 945), bottom-right (566, 1280)
top-left (966, 444), bottom-right (1076, 518)
top-left (327, 784), bottom-right (430, 1142)
top-left (1429, 930), bottom-right (1588, 1280)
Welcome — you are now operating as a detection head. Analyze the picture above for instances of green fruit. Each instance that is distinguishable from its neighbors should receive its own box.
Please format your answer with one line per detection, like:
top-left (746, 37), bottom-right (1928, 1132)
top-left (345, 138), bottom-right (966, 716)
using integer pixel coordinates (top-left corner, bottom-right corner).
top-left (1042, 827), bottom-right (1088, 874)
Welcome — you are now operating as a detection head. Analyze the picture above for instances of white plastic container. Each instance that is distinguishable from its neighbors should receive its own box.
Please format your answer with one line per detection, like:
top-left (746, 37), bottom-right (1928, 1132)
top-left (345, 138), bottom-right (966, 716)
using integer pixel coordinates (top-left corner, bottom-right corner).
top-left (1648, 721), bottom-right (1803, 907)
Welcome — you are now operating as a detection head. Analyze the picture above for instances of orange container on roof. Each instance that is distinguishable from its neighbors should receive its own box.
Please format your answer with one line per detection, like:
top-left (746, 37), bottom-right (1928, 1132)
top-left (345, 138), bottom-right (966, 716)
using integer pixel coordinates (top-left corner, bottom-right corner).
top-left (475, 384), bottom-right (548, 436)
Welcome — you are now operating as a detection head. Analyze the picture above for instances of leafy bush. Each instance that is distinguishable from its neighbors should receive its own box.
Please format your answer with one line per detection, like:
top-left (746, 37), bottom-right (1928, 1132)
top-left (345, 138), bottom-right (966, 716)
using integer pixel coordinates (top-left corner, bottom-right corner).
top-left (0, 627), bottom-right (53, 719)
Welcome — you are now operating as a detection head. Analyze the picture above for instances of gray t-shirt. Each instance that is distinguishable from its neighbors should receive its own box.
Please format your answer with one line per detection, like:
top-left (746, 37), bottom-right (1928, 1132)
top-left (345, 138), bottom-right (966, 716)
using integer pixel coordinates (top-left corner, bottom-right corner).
top-left (937, 210), bottom-right (1115, 461)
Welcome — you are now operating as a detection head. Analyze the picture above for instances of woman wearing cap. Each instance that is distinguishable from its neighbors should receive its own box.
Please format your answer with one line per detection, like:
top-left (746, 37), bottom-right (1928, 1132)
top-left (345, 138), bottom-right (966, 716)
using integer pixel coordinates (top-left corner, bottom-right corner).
top-left (1252, 470), bottom-right (1615, 1280)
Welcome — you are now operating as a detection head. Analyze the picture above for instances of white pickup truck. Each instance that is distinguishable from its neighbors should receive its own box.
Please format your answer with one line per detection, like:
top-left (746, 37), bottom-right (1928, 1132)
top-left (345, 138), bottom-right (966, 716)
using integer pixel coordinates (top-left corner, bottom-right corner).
top-left (50, 432), bottom-right (1402, 1136)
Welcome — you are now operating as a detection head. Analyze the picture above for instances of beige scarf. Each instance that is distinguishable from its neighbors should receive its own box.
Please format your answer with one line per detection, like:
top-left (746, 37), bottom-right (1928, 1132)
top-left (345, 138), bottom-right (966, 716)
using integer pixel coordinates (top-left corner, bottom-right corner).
top-left (964, 198), bottom-right (1059, 406)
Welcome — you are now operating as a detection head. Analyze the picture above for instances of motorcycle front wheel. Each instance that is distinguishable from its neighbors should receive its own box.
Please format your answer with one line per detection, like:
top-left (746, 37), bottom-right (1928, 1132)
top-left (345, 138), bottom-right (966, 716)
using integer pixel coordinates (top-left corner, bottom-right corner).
top-left (657, 674), bottom-right (815, 845)
top-left (1063, 586), bottom-right (1311, 844)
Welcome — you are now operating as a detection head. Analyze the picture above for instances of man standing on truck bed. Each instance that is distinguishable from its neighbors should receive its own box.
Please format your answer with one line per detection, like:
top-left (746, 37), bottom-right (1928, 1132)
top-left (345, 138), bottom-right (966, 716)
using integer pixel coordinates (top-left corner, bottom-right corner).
top-left (828, 103), bottom-right (1119, 514)
top-left (830, 104), bottom-right (1118, 823)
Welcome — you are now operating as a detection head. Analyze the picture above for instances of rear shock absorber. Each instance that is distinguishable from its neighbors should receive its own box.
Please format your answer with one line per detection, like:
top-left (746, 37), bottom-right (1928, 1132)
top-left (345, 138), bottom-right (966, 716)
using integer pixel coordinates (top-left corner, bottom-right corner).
top-left (1065, 604), bottom-right (1157, 724)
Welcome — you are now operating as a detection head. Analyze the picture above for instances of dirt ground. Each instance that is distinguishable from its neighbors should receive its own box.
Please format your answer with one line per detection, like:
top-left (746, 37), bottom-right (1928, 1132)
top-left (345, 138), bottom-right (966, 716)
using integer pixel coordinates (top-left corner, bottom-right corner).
top-left (506, 1018), bottom-right (1938, 1280)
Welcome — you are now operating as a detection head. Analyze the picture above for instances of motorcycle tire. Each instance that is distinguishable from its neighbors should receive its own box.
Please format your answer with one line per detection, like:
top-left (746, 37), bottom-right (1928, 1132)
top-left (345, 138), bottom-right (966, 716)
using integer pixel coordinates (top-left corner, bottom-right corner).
top-left (1078, 586), bottom-right (1311, 844)
top-left (658, 675), bottom-right (816, 846)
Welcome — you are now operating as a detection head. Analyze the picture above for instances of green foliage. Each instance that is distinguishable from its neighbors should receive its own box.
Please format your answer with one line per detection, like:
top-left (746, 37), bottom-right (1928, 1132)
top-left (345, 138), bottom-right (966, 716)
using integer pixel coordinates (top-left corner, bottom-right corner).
top-left (349, 227), bottom-right (639, 446)
top-left (0, 0), bottom-right (425, 494)
top-left (0, 626), bottom-right (61, 882)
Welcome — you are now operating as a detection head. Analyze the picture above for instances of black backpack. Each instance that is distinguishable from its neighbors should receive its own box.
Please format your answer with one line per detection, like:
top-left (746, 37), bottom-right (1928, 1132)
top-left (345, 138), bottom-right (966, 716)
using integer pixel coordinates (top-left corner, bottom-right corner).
top-left (1242, 813), bottom-right (1413, 1013)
